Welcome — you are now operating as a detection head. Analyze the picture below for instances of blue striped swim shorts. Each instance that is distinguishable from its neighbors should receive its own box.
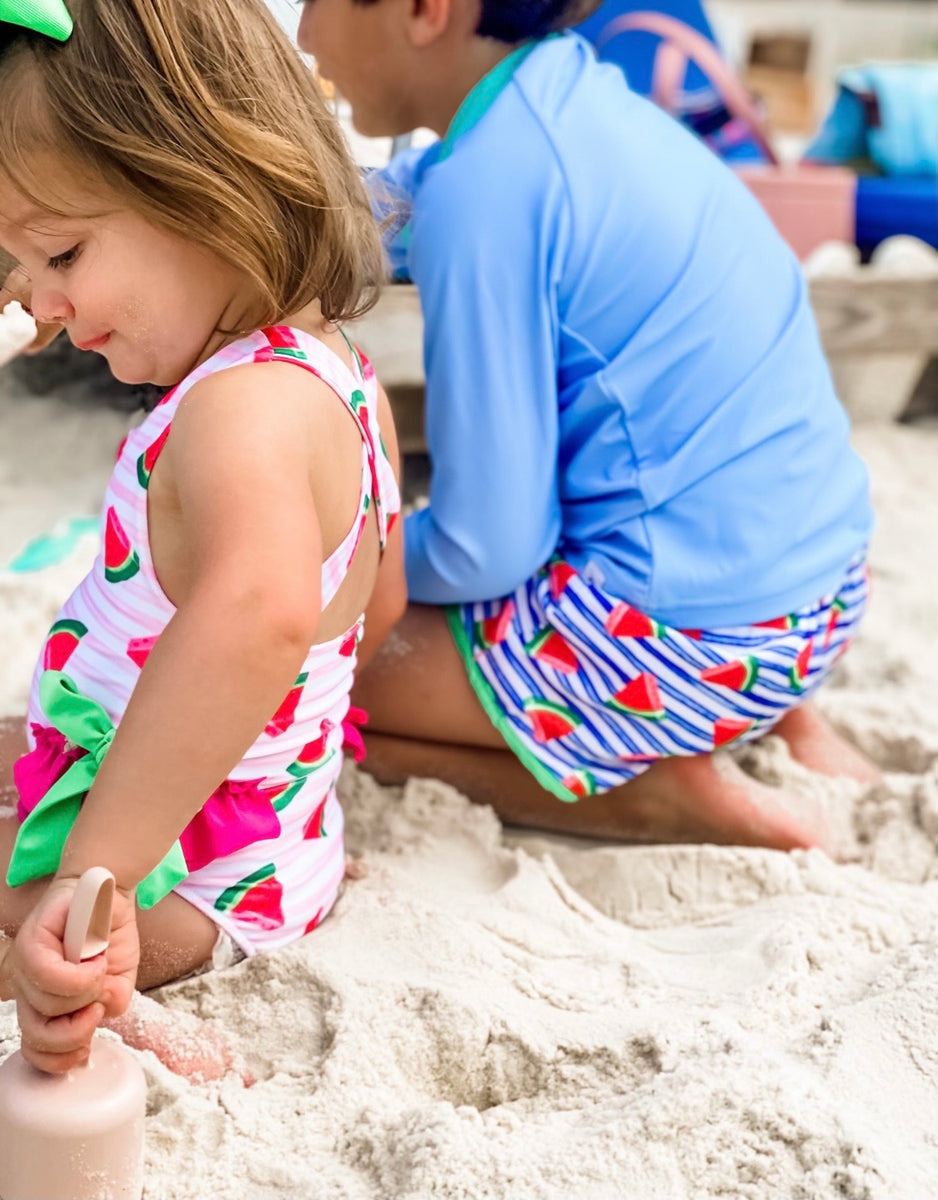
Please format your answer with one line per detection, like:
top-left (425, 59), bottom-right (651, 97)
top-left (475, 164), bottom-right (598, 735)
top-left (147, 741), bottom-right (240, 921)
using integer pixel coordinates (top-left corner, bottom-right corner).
top-left (447, 554), bottom-right (869, 801)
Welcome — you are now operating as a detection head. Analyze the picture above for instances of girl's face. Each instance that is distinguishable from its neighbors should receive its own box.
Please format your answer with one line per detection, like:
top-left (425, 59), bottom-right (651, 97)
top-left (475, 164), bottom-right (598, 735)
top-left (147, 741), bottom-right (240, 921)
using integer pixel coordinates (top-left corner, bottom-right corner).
top-left (0, 179), bottom-right (250, 386)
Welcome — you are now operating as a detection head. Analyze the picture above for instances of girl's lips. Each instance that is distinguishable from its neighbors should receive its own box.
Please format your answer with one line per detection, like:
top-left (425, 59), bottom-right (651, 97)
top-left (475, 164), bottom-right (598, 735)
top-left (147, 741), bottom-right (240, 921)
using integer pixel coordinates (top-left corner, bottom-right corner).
top-left (75, 333), bottom-right (111, 352)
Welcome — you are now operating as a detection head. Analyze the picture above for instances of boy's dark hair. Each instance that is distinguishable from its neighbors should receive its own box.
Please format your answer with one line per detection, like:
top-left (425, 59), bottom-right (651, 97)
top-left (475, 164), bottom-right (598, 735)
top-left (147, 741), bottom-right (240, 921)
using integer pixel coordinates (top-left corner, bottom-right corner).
top-left (475, 0), bottom-right (599, 41)
top-left (355, 0), bottom-right (601, 43)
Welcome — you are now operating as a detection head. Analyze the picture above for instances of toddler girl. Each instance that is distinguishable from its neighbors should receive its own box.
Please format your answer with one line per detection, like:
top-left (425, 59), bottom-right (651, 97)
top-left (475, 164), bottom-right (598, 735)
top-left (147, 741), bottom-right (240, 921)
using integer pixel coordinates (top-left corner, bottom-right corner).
top-left (0, 0), bottom-right (404, 1073)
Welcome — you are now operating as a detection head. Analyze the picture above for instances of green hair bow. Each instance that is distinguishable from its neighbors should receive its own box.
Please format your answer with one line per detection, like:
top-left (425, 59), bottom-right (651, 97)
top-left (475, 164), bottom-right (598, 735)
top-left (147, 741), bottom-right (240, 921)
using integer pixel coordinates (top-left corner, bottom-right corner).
top-left (0, 0), bottom-right (72, 41)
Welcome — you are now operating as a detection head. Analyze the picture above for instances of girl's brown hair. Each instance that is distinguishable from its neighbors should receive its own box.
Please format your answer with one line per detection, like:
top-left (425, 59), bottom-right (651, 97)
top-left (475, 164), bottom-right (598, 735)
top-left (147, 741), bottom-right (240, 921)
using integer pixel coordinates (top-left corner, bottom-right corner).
top-left (0, 0), bottom-right (386, 327)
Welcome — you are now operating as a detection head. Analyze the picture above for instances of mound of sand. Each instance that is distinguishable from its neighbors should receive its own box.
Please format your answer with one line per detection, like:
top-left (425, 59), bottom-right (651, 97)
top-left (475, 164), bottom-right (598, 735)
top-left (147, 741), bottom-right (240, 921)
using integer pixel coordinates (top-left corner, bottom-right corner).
top-left (1, 377), bottom-right (935, 1198)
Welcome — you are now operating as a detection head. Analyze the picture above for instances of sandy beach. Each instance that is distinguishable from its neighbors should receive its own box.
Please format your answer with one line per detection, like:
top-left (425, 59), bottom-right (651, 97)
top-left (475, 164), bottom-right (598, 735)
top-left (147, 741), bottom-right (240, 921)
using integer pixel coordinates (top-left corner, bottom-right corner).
top-left (1, 367), bottom-right (936, 1198)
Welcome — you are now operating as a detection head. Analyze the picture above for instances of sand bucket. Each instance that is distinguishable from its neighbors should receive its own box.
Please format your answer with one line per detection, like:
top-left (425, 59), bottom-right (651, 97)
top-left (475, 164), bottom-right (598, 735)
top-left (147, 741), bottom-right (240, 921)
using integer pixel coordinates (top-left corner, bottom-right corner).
top-left (0, 868), bottom-right (146, 1200)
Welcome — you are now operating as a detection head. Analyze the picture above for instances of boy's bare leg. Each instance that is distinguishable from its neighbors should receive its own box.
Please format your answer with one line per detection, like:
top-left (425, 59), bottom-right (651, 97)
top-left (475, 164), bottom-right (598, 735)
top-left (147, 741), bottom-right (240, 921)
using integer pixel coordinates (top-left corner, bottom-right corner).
top-left (353, 604), bottom-right (877, 849)
top-left (361, 732), bottom-right (832, 850)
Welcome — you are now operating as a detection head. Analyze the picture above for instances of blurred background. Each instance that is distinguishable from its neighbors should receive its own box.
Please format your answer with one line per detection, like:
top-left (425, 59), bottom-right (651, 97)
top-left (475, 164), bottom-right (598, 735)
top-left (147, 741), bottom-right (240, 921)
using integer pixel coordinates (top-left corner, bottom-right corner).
top-left (4, 0), bottom-right (937, 467)
top-left (265, 0), bottom-right (938, 169)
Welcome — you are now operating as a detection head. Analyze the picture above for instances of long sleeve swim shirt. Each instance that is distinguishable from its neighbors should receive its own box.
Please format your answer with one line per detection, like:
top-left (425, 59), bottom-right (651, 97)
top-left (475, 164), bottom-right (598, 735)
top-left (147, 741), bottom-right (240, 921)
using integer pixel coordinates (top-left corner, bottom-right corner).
top-left (373, 33), bottom-right (873, 628)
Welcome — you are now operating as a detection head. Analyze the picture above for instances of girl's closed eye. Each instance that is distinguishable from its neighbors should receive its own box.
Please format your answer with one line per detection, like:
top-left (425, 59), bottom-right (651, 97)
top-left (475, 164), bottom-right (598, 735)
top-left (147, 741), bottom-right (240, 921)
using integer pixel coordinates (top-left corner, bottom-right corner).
top-left (48, 245), bottom-right (81, 270)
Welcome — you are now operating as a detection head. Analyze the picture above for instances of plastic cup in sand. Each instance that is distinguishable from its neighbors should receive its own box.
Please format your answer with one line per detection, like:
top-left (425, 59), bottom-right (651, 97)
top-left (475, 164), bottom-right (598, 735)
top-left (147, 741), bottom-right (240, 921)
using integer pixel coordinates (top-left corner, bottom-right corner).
top-left (0, 868), bottom-right (146, 1200)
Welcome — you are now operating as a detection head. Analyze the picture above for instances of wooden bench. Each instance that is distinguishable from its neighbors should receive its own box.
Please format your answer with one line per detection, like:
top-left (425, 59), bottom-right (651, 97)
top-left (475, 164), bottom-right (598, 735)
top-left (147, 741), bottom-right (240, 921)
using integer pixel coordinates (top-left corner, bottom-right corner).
top-left (348, 277), bottom-right (938, 444)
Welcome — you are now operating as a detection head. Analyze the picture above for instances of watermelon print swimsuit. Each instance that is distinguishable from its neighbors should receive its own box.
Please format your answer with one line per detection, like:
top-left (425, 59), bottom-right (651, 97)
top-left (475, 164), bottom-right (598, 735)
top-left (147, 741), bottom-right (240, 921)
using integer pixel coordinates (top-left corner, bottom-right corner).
top-left (449, 553), bottom-right (869, 802)
top-left (10, 327), bottom-right (400, 956)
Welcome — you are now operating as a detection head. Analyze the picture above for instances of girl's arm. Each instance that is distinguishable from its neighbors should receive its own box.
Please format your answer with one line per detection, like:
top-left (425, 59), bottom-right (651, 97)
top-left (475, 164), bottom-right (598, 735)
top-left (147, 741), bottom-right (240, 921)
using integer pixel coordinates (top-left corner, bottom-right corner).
top-left (58, 362), bottom-right (327, 890)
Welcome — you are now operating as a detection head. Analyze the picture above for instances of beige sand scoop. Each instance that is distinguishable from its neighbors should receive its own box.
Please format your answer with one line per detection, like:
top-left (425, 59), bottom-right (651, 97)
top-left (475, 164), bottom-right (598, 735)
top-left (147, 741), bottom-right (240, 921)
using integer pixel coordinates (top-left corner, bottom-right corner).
top-left (0, 868), bottom-right (146, 1200)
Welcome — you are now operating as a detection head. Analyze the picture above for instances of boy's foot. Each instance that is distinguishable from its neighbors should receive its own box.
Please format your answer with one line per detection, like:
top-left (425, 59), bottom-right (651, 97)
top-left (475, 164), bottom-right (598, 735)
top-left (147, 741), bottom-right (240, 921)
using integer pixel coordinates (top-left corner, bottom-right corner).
top-left (771, 701), bottom-right (882, 784)
top-left (604, 751), bottom-right (833, 852)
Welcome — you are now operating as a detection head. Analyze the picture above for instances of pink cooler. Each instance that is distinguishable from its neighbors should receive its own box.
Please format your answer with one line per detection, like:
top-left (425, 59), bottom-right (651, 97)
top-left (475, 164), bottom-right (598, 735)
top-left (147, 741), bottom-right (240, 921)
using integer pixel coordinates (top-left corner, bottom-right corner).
top-left (735, 166), bottom-right (857, 259)
top-left (616, 12), bottom-right (858, 259)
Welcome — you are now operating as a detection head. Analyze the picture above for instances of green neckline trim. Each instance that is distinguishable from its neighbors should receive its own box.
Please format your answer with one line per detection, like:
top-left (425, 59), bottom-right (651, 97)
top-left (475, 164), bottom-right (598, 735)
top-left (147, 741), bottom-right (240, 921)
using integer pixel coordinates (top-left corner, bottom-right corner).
top-left (446, 607), bottom-right (577, 803)
top-left (437, 37), bottom-right (546, 163)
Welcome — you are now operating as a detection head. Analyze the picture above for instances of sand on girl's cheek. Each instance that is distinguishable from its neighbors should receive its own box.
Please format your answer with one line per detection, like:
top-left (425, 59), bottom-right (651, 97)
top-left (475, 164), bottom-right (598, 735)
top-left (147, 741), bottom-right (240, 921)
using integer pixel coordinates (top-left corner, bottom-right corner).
top-left (1, 374), bottom-right (935, 1198)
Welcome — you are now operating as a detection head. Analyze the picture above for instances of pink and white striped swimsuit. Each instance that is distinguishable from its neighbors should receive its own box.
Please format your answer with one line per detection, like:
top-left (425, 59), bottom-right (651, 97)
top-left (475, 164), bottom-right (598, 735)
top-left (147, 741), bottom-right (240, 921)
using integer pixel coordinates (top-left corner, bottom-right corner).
top-left (20, 326), bottom-right (400, 955)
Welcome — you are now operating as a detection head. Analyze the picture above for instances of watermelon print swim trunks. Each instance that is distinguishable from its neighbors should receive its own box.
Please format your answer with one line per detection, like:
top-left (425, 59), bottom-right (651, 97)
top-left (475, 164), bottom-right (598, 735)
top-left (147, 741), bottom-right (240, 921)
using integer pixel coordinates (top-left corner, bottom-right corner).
top-left (448, 554), bottom-right (869, 802)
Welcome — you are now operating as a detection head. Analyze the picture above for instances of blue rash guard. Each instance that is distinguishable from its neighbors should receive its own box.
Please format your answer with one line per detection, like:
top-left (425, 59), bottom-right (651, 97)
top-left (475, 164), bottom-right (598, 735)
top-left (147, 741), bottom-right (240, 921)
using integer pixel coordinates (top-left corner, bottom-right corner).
top-left (374, 33), bottom-right (872, 629)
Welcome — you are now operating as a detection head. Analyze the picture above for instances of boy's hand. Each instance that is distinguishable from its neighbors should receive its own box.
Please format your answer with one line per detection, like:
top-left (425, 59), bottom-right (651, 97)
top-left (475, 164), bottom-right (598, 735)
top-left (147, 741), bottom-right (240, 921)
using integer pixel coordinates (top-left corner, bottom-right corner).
top-left (0, 262), bottom-right (63, 354)
top-left (3, 877), bottom-right (139, 1074)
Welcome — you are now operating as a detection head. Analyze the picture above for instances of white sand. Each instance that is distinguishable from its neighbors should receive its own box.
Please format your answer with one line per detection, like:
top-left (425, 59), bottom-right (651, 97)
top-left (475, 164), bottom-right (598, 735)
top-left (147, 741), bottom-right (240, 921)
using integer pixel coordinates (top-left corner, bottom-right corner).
top-left (1, 372), bottom-right (936, 1199)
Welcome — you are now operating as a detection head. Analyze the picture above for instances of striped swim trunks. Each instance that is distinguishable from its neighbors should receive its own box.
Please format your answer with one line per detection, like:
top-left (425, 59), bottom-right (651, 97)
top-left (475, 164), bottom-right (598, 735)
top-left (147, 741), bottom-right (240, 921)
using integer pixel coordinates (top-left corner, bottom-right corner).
top-left (447, 553), bottom-right (869, 802)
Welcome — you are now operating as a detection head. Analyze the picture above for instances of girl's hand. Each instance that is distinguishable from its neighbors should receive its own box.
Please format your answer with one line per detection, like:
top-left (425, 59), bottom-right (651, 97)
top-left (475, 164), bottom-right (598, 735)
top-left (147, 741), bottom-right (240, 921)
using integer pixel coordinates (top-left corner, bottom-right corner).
top-left (0, 262), bottom-right (63, 354)
top-left (3, 878), bottom-right (139, 1074)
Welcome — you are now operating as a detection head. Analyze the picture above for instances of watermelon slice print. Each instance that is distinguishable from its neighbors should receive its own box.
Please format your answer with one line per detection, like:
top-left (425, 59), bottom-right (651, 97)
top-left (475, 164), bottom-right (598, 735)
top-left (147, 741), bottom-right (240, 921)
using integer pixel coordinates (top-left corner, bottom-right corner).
top-left (604, 603), bottom-right (664, 639)
top-left (605, 673), bottom-right (666, 720)
top-left (549, 560), bottom-right (577, 601)
top-left (265, 672), bottom-right (308, 737)
top-left (126, 634), bottom-right (158, 669)
top-left (286, 721), bottom-right (335, 778)
top-left (525, 628), bottom-right (578, 674)
top-left (700, 656), bottom-right (759, 692)
top-left (754, 614), bottom-right (797, 632)
top-left (42, 619), bottom-right (88, 671)
top-left (304, 908), bottom-right (325, 935)
top-left (474, 600), bottom-right (515, 651)
top-left (350, 389), bottom-right (368, 420)
top-left (136, 424), bottom-right (171, 489)
top-left (261, 326), bottom-right (305, 361)
top-left (679, 628), bottom-right (703, 640)
top-left (303, 796), bottom-right (329, 839)
top-left (713, 717), bottom-right (755, 747)
top-left (264, 779), bottom-right (305, 812)
top-left (523, 697), bottom-right (581, 743)
top-left (789, 641), bottom-right (813, 692)
top-left (561, 769), bottom-right (597, 799)
top-left (339, 624), bottom-right (362, 657)
top-left (214, 863), bottom-right (284, 931)
top-left (823, 597), bottom-right (847, 648)
top-left (358, 347), bottom-right (375, 380)
top-left (103, 507), bottom-right (140, 583)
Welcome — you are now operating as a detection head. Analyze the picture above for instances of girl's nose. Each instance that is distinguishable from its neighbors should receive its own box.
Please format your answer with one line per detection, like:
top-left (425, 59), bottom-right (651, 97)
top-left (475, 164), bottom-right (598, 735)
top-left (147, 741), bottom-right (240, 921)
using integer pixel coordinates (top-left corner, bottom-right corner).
top-left (29, 282), bottom-right (75, 326)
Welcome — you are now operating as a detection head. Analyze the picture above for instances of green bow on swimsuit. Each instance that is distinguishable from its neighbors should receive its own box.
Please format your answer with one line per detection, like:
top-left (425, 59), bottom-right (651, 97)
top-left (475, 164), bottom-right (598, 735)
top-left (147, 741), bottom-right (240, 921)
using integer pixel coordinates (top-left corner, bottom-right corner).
top-left (6, 671), bottom-right (188, 910)
top-left (0, 0), bottom-right (72, 41)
